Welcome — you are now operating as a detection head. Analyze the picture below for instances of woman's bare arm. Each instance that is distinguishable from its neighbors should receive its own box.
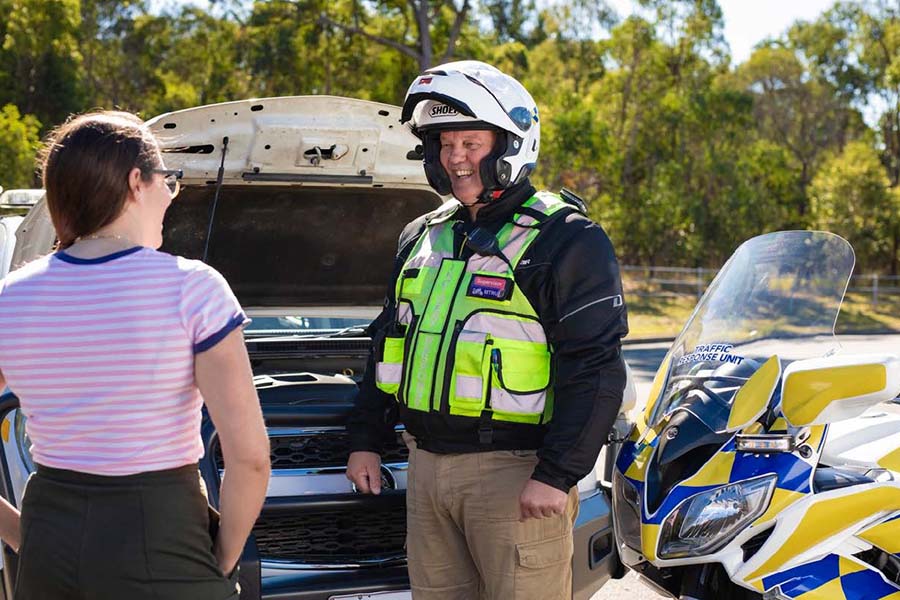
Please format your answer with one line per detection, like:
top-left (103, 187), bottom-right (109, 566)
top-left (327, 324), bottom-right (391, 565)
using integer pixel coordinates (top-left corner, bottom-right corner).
top-left (195, 331), bottom-right (270, 574)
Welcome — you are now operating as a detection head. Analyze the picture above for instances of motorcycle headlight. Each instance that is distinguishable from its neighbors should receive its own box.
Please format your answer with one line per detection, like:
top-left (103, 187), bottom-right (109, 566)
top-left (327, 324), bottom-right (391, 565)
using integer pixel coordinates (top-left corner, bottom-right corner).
top-left (658, 474), bottom-right (776, 559)
top-left (13, 410), bottom-right (34, 472)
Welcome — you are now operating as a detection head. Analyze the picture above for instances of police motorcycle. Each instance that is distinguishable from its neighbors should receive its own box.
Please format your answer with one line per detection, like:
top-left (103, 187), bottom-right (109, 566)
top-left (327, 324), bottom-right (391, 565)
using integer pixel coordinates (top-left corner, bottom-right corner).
top-left (612, 230), bottom-right (900, 599)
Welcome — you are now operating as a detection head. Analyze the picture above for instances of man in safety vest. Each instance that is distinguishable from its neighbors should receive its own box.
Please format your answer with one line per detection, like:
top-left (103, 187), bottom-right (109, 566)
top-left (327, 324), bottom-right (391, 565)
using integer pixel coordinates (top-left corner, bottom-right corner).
top-left (347, 60), bottom-right (628, 600)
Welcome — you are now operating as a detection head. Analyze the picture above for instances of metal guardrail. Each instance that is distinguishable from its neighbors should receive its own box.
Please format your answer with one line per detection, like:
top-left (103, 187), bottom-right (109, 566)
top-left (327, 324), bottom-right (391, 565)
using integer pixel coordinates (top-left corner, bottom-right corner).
top-left (622, 265), bottom-right (900, 306)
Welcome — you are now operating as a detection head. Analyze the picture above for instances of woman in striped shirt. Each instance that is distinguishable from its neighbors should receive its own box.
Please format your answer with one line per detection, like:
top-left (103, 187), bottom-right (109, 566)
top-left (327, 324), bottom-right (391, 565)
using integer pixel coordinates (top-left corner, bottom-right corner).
top-left (0, 111), bottom-right (270, 599)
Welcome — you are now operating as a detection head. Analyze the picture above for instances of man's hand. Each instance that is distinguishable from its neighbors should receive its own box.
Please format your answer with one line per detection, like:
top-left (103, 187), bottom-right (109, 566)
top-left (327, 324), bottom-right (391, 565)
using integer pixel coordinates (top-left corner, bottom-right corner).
top-left (519, 479), bottom-right (568, 520)
top-left (346, 451), bottom-right (383, 495)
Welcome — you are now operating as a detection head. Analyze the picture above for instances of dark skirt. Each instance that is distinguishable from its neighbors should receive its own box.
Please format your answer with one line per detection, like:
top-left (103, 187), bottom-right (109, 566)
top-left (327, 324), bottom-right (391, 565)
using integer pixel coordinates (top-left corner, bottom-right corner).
top-left (14, 463), bottom-right (239, 600)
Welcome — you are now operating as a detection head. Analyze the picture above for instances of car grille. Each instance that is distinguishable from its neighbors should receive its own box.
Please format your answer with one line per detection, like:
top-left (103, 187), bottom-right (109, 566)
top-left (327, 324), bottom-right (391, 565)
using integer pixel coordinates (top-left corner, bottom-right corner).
top-left (214, 429), bottom-right (409, 470)
top-left (254, 502), bottom-right (407, 563)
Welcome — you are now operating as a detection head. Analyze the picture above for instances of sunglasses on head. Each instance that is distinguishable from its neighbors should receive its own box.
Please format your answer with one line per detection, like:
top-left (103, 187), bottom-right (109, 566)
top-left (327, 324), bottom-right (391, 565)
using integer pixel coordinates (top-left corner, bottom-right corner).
top-left (151, 168), bottom-right (183, 196)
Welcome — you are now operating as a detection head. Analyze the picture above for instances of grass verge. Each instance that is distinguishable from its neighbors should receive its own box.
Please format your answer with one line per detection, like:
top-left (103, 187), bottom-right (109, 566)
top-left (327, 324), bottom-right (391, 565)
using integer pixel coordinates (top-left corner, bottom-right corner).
top-left (625, 291), bottom-right (900, 341)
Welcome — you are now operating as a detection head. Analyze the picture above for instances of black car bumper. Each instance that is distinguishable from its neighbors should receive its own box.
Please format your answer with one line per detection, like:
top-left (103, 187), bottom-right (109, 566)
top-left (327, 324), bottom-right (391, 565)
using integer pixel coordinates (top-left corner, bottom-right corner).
top-left (248, 486), bottom-right (618, 600)
top-left (259, 565), bottom-right (410, 600)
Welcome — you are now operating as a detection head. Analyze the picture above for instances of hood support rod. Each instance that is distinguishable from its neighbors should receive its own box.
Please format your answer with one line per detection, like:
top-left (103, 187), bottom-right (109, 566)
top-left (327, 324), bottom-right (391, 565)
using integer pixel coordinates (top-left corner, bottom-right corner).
top-left (203, 136), bottom-right (229, 264)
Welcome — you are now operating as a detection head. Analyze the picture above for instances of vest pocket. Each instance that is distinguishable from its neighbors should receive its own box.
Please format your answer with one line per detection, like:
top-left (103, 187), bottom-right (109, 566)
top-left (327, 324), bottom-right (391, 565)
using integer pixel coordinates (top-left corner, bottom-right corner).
top-left (376, 301), bottom-right (415, 399)
top-left (400, 268), bottom-right (424, 296)
top-left (449, 330), bottom-right (492, 417)
top-left (375, 334), bottom-right (405, 395)
top-left (490, 343), bottom-right (551, 423)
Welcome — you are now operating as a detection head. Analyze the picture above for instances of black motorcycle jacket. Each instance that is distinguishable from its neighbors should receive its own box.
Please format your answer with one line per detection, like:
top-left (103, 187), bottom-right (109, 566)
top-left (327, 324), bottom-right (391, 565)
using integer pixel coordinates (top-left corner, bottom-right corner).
top-left (348, 180), bottom-right (629, 492)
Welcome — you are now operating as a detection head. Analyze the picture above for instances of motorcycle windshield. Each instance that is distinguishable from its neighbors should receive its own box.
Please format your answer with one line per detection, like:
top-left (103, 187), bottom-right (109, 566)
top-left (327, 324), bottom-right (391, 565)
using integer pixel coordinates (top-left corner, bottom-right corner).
top-left (647, 231), bottom-right (855, 433)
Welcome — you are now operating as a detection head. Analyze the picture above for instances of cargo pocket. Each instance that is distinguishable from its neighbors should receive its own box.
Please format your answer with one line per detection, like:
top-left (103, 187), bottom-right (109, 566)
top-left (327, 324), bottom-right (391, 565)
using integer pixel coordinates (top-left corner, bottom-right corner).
top-left (375, 334), bottom-right (405, 395)
top-left (448, 330), bottom-right (491, 417)
top-left (490, 343), bottom-right (551, 423)
top-left (515, 533), bottom-right (573, 599)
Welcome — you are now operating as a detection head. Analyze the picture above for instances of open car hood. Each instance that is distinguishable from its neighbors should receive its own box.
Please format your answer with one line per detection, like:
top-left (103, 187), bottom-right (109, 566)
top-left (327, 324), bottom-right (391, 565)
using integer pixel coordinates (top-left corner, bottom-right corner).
top-left (147, 96), bottom-right (428, 188)
top-left (12, 97), bottom-right (443, 309)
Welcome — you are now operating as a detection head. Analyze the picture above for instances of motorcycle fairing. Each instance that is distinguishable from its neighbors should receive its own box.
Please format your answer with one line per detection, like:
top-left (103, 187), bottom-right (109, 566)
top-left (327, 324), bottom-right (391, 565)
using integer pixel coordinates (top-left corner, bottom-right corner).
top-left (857, 514), bottom-right (900, 554)
top-left (725, 355), bottom-right (782, 431)
top-left (759, 554), bottom-right (900, 599)
top-left (879, 447), bottom-right (900, 471)
top-left (615, 424), bottom-right (821, 560)
top-left (735, 483), bottom-right (900, 589)
top-left (613, 232), bottom-right (900, 597)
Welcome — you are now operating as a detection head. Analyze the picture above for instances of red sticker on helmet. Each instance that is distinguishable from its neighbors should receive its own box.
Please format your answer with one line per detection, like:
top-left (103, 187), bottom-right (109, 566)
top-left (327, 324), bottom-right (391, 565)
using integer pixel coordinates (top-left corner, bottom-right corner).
top-left (418, 77), bottom-right (433, 85)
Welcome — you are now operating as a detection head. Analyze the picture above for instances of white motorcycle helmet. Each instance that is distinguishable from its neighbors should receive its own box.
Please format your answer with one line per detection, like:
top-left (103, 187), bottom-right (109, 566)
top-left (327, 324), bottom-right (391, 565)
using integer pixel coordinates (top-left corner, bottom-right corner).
top-left (400, 60), bottom-right (540, 198)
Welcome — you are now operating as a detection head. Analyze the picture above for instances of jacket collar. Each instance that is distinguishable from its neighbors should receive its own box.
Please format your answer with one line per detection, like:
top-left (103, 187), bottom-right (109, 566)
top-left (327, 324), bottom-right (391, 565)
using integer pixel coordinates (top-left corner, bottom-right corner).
top-left (463, 179), bottom-right (537, 225)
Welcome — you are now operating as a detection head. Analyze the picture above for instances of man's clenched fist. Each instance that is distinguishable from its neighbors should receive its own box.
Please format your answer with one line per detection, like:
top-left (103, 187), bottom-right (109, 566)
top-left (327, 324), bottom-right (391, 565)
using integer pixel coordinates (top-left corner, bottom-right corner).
top-left (346, 451), bottom-right (383, 494)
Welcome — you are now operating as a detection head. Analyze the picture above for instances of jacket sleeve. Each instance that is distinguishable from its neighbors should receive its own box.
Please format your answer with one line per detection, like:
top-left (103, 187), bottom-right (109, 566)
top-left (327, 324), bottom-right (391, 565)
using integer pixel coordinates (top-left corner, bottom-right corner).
top-left (347, 217), bottom-right (428, 454)
top-left (529, 213), bottom-right (629, 492)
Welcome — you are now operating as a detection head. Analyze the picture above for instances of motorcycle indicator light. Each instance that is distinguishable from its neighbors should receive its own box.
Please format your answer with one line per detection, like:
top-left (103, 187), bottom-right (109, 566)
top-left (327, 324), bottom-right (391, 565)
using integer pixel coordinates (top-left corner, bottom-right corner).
top-left (736, 434), bottom-right (794, 453)
top-left (612, 470), bottom-right (643, 553)
top-left (658, 475), bottom-right (776, 559)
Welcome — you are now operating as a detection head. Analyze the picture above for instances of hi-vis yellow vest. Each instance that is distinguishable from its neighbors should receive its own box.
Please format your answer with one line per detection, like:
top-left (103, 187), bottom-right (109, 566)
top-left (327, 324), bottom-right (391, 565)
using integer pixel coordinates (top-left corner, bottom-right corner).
top-left (375, 192), bottom-right (573, 425)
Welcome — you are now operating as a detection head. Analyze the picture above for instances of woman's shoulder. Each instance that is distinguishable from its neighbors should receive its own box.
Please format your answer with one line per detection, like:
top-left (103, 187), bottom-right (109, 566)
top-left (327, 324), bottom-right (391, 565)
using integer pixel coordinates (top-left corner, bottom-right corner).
top-left (1, 253), bottom-right (54, 289)
top-left (141, 249), bottom-right (223, 279)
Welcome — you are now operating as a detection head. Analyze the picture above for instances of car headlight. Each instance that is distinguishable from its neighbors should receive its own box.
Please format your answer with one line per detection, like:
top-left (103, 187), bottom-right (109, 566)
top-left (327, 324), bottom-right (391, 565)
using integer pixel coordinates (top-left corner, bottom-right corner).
top-left (13, 410), bottom-right (34, 472)
top-left (658, 474), bottom-right (776, 559)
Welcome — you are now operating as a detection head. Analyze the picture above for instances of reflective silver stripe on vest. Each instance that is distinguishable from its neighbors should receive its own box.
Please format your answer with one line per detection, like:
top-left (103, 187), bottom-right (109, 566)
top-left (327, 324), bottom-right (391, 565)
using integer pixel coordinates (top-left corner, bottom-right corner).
top-left (512, 213), bottom-right (540, 227)
top-left (406, 252), bottom-right (453, 269)
top-left (398, 302), bottom-right (413, 325)
top-left (456, 375), bottom-right (483, 399)
top-left (512, 192), bottom-right (568, 226)
top-left (465, 253), bottom-right (508, 274)
top-left (465, 314), bottom-right (545, 343)
top-left (491, 387), bottom-right (544, 414)
top-left (405, 227), bottom-right (453, 269)
top-left (459, 330), bottom-right (488, 343)
top-left (465, 225), bottom-right (533, 273)
top-left (377, 363), bottom-right (402, 384)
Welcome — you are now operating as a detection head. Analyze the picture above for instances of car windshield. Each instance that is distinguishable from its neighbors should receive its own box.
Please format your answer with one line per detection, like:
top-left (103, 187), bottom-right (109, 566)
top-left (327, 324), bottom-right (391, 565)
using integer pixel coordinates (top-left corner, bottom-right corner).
top-left (243, 315), bottom-right (372, 338)
top-left (647, 231), bottom-right (856, 432)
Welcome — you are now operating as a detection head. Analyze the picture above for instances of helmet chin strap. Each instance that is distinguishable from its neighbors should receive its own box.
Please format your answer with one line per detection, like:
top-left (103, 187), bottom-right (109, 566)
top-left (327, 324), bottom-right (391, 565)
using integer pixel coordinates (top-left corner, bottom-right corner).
top-left (461, 189), bottom-right (503, 207)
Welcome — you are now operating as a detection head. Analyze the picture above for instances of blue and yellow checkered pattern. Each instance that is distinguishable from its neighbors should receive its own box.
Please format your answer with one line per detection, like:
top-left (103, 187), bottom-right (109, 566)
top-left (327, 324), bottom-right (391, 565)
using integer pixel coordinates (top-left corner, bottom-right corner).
top-left (762, 554), bottom-right (900, 599)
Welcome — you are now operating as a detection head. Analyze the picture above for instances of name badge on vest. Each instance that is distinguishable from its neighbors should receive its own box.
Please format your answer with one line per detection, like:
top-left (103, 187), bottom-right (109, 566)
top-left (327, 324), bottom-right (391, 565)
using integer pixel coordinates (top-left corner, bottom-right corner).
top-left (467, 275), bottom-right (513, 301)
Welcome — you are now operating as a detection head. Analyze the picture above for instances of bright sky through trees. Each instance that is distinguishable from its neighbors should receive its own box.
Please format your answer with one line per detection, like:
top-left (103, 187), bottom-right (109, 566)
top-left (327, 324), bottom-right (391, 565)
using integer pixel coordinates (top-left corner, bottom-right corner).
top-left (609, 0), bottom-right (837, 63)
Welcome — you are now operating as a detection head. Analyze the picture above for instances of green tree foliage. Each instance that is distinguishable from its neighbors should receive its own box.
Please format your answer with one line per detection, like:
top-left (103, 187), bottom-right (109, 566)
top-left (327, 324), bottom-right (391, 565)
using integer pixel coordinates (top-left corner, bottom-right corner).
top-left (732, 45), bottom-right (865, 217)
top-left (0, 0), bottom-right (898, 272)
top-left (0, 104), bottom-right (41, 188)
top-left (0, 0), bottom-right (84, 126)
top-left (810, 141), bottom-right (900, 273)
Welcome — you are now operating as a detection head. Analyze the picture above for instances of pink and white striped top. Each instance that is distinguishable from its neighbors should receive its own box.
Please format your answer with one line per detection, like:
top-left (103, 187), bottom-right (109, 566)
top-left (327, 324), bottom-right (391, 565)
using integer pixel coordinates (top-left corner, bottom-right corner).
top-left (0, 247), bottom-right (249, 476)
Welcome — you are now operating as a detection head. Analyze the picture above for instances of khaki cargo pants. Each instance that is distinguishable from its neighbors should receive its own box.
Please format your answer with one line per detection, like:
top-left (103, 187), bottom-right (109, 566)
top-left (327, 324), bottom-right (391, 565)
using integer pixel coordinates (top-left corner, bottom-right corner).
top-left (404, 434), bottom-right (579, 600)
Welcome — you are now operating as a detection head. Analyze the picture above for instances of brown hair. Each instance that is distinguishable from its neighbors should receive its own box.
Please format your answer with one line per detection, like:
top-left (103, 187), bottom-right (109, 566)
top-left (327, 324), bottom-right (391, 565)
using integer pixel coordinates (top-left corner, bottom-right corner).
top-left (40, 111), bottom-right (161, 249)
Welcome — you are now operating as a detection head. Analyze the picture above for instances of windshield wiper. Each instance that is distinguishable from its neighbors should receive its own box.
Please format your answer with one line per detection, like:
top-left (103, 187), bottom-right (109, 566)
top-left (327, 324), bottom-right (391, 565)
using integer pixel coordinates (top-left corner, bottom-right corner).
top-left (244, 325), bottom-right (369, 341)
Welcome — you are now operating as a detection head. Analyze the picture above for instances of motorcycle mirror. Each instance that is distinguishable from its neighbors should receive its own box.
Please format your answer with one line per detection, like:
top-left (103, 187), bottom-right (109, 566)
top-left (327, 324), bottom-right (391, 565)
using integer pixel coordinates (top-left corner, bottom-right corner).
top-left (780, 353), bottom-right (900, 426)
